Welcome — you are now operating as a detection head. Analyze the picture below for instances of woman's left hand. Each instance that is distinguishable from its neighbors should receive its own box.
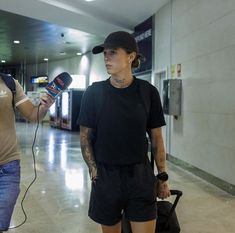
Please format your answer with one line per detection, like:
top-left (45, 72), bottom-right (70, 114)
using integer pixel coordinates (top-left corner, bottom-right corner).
top-left (157, 181), bottom-right (171, 199)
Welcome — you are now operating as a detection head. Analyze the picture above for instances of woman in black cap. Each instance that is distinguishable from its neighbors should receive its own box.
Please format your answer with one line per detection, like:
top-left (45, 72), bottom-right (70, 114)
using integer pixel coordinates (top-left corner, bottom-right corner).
top-left (78, 31), bottom-right (170, 233)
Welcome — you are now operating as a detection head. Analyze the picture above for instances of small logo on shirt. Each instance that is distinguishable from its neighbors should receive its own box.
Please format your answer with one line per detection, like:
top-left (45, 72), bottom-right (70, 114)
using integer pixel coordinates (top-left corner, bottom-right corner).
top-left (0, 90), bottom-right (7, 97)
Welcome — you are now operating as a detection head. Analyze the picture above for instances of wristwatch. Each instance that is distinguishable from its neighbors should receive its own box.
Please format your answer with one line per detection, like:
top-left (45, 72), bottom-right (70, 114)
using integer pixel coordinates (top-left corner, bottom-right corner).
top-left (156, 172), bottom-right (168, 181)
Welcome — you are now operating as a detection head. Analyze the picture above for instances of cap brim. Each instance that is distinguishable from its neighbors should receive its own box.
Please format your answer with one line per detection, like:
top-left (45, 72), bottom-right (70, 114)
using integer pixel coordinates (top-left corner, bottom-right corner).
top-left (92, 41), bottom-right (121, 54)
top-left (92, 45), bottom-right (105, 54)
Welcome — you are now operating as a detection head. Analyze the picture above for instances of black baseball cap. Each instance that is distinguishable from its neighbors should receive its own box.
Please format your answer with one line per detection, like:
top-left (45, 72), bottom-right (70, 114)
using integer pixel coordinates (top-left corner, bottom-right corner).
top-left (92, 31), bottom-right (139, 54)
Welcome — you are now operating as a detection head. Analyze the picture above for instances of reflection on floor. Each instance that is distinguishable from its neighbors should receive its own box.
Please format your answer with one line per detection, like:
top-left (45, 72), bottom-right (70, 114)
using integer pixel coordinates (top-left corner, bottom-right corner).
top-left (8, 122), bottom-right (235, 233)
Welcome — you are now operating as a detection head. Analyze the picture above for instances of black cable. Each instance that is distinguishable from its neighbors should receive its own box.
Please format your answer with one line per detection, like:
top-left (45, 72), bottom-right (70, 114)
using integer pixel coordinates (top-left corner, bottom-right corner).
top-left (9, 105), bottom-right (40, 229)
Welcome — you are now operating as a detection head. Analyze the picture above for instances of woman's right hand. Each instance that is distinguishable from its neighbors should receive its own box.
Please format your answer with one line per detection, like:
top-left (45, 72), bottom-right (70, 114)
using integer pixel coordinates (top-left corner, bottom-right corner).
top-left (90, 166), bottom-right (98, 183)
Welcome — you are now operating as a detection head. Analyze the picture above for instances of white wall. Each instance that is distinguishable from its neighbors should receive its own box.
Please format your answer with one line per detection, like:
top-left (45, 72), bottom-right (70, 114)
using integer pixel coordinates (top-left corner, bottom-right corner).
top-left (89, 53), bottom-right (108, 84)
top-left (154, 0), bottom-right (235, 185)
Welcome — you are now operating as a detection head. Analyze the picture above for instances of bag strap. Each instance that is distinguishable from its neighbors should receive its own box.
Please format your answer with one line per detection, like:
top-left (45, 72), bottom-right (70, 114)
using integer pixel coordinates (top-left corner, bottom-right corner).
top-left (136, 78), bottom-right (154, 166)
top-left (92, 80), bottom-right (108, 126)
top-left (136, 78), bottom-right (151, 119)
top-left (0, 73), bottom-right (16, 110)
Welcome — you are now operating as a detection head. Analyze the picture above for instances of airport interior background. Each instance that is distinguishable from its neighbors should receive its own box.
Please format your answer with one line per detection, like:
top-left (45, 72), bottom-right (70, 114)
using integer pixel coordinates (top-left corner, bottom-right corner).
top-left (0, 0), bottom-right (235, 232)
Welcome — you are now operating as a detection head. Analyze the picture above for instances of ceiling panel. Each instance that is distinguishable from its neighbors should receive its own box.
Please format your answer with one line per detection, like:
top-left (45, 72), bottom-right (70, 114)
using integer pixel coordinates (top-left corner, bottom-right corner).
top-left (0, 9), bottom-right (102, 66)
top-left (0, 0), bottom-right (169, 66)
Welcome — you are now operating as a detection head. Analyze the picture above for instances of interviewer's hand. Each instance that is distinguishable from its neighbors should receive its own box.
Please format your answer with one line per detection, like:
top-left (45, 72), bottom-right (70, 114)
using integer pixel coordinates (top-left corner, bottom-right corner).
top-left (157, 181), bottom-right (171, 199)
top-left (40, 94), bottom-right (55, 110)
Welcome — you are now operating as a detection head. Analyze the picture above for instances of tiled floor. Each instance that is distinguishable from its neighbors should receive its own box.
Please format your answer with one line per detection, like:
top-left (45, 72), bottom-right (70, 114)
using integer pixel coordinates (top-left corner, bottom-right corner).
top-left (8, 122), bottom-right (235, 233)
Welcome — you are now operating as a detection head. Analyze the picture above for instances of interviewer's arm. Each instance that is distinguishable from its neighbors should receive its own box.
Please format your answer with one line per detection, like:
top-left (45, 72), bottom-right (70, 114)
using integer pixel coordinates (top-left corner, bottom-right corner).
top-left (17, 94), bottom-right (54, 122)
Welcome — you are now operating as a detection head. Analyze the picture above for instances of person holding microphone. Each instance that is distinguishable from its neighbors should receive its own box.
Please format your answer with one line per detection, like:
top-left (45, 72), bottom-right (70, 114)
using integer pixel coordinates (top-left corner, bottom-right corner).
top-left (0, 73), bottom-right (54, 232)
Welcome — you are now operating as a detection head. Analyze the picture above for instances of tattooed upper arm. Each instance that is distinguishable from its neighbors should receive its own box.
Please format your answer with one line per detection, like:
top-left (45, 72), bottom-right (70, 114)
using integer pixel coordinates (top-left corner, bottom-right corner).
top-left (80, 126), bottom-right (93, 145)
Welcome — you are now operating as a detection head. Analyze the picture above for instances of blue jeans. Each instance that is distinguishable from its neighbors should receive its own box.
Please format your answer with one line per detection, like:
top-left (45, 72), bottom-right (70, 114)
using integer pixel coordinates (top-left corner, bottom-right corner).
top-left (0, 160), bottom-right (20, 231)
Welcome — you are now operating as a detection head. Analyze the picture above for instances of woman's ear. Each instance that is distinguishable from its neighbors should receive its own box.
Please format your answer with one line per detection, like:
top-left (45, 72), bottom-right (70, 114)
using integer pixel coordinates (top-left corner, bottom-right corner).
top-left (129, 52), bottom-right (136, 63)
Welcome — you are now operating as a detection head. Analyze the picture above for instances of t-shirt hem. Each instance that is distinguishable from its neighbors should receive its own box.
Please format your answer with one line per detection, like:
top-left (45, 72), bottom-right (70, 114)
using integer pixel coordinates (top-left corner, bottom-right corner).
top-left (78, 122), bottom-right (94, 129)
top-left (0, 155), bottom-right (20, 165)
top-left (148, 123), bottom-right (166, 129)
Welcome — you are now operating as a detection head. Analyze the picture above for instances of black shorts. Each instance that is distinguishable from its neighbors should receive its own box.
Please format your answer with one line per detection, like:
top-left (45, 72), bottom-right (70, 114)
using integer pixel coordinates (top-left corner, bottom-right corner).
top-left (88, 159), bottom-right (157, 226)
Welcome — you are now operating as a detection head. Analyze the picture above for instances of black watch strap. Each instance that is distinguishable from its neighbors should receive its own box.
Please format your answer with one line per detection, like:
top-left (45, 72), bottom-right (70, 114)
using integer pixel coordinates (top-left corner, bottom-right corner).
top-left (156, 172), bottom-right (168, 181)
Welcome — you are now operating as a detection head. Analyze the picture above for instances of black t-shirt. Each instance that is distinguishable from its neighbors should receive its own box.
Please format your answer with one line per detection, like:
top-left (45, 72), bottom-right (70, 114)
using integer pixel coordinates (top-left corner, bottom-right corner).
top-left (78, 77), bottom-right (166, 165)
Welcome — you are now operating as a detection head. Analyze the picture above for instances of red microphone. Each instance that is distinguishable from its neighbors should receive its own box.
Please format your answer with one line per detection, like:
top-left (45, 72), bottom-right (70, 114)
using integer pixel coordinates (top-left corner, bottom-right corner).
top-left (45, 72), bottom-right (72, 98)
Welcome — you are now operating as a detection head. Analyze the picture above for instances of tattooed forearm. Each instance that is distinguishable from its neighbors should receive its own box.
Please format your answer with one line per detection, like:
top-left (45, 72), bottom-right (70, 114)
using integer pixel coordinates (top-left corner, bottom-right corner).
top-left (80, 126), bottom-right (97, 177)
top-left (150, 128), bottom-right (166, 173)
top-left (152, 145), bottom-right (165, 172)
top-left (80, 145), bottom-right (97, 171)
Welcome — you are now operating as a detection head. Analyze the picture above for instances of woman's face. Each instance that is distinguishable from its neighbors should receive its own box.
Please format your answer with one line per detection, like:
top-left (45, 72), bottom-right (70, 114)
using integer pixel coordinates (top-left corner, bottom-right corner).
top-left (103, 48), bottom-right (134, 75)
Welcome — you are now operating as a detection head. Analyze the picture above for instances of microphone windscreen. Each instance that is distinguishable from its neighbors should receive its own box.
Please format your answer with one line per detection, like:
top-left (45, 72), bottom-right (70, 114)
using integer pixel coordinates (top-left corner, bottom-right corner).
top-left (45, 72), bottom-right (72, 98)
top-left (54, 72), bottom-right (72, 90)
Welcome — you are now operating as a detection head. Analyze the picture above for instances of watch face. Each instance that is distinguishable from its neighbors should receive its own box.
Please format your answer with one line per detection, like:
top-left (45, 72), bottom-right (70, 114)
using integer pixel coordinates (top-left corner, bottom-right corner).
top-left (157, 172), bottom-right (168, 181)
top-left (162, 173), bottom-right (168, 181)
